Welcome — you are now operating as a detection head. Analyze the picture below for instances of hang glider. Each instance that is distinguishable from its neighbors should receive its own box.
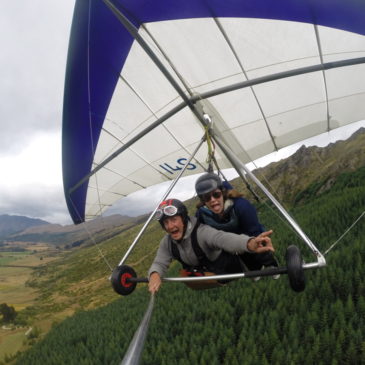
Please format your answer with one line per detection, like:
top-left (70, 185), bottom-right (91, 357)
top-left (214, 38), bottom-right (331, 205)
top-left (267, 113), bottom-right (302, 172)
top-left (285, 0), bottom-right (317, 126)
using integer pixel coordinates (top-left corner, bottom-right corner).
top-left (63, 2), bottom-right (365, 361)
top-left (62, 0), bottom-right (365, 225)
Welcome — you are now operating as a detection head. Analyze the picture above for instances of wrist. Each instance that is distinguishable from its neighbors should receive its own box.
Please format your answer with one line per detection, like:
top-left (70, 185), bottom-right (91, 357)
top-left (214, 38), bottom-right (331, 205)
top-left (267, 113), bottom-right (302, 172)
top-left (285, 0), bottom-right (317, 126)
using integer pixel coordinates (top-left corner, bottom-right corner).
top-left (247, 237), bottom-right (255, 252)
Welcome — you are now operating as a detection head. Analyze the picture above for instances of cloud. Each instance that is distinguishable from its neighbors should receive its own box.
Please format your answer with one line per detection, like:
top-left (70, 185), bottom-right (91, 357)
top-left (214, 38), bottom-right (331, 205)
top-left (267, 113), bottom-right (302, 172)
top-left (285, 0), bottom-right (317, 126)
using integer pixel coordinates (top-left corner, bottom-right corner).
top-left (0, 1), bottom-right (74, 154)
top-left (106, 177), bottom-right (198, 217)
top-left (0, 183), bottom-right (70, 224)
top-left (0, 131), bottom-right (71, 224)
top-left (105, 170), bottom-right (240, 217)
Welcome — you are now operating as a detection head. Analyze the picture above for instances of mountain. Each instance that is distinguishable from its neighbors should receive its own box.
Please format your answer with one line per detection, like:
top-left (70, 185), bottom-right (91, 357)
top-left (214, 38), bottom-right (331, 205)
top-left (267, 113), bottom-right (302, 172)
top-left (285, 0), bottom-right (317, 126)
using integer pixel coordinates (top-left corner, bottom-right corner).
top-left (233, 127), bottom-right (365, 206)
top-left (0, 214), bottom-right (50, 240)
top-left (3, 213), bottom-right (147, 248)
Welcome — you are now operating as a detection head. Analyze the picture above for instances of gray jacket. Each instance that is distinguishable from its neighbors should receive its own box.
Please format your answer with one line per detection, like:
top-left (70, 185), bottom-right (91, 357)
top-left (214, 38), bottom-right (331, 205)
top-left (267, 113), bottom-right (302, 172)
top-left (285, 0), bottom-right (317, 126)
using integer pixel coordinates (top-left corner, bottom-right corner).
top-left (148, 217), bottom-right (253, 277)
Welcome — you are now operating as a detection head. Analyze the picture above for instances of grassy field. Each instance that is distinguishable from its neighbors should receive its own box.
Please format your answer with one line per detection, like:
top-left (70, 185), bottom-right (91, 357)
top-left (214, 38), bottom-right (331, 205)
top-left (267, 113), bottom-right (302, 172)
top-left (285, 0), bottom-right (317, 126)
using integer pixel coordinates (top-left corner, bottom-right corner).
top-left (0, 245), bottom-right (60, 362)
top-left (0, 327), bottom-right (28, 362)
top-left (0, 252), bottom-right (30, 266)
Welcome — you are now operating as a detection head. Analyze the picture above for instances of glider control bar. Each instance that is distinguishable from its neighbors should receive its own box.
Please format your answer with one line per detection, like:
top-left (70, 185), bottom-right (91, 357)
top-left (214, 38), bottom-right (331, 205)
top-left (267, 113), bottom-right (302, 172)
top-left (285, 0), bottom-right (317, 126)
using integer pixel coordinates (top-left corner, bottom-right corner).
top-left (121, 294), bottom-right (155, 365)
top-left (113, 243), bottom-right (308, 295)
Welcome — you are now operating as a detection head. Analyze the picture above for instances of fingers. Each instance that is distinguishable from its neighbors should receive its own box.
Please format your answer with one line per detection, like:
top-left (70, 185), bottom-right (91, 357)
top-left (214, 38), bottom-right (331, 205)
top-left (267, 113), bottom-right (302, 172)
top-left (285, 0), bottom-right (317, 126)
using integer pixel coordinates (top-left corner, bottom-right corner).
top-left (148, 283), bottom-right (160, 294)
top-left (258, 230), bottom-right (273, 238)
top-left (256, 244), bottom-right (275, 253)
top-left (148, 285), bottom-right (160, 294)
top-left (259, 237), bottom-right (275, 251)
top-left (148, 273), bottom-right (162, 294)
top-left (248, 236), bottom-right (275, 253)
top-left (255, 230), bottom-right (275, 253)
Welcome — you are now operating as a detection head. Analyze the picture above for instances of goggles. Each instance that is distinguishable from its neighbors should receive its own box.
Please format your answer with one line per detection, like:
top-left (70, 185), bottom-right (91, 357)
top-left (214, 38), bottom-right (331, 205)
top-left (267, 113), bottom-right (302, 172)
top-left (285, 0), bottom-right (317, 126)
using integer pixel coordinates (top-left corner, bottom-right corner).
top-left (200, 190), bottom-right (222, 203)
top-left (154, 205), bottom-right (178, 220)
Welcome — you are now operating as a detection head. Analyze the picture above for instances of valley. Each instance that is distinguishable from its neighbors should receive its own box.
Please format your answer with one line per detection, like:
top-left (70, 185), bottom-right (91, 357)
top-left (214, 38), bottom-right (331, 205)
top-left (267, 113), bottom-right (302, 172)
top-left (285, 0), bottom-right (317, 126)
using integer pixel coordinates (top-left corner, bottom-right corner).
top-left (0, 128), bottom-right (364, 363)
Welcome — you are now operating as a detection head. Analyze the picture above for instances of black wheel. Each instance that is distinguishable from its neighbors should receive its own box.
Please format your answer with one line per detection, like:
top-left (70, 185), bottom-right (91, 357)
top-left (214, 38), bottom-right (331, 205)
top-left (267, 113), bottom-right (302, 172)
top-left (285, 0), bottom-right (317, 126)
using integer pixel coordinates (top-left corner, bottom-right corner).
top-left (111, 265), bottom-right (137, 296)
top-left (285, 245), bottom-right (306, 292)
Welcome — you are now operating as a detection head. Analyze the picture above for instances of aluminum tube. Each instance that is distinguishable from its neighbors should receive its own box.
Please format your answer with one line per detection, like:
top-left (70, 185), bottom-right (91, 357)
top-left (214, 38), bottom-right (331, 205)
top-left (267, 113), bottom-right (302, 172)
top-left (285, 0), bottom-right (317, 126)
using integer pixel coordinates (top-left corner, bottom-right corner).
top-left (192, 57), bottom-right (365, 102)
top-left (162, 263), bottom-right (320, 281)
top-left (128, 262), bottom-right (322, 283)
top-left (118, 137), bottom-right (205, 266)
top-left (102, 0), bottom-right (205, 124)
top-left (69, 101), bottom-right (186, 195)
top-left (121, 294), bottom-right (155, 365)
top-left (212, 134), bottom-right (326, 266)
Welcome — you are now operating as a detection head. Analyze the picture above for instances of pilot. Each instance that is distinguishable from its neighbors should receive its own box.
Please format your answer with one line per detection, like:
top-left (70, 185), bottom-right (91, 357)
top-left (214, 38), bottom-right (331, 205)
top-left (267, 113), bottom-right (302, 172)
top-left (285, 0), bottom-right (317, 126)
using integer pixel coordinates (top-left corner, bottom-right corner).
top-left (195, 173), bottom-right (279, 276)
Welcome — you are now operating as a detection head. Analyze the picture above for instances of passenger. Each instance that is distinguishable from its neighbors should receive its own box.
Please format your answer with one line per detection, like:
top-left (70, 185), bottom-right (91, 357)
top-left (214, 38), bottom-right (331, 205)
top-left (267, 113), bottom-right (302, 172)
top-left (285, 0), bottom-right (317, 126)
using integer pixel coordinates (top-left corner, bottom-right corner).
top-left (148, 199), bottom-right (275, 294)
top-left (195, 173), bottom-right (279, 273)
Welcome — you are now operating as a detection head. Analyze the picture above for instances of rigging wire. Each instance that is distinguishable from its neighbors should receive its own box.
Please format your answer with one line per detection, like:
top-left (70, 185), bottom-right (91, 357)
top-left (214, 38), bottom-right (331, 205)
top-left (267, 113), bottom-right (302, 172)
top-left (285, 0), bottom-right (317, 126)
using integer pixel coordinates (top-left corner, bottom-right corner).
top-left (68, 198), bottom-right (114, 272)
top-left (203, 116), bottom-right (297, 236)
top-left (199, 117), bottom-right (300, 243)
top-left (324, 210), bottom-right (365, 256)
top-left (203, 118), bottom-right (261, 202)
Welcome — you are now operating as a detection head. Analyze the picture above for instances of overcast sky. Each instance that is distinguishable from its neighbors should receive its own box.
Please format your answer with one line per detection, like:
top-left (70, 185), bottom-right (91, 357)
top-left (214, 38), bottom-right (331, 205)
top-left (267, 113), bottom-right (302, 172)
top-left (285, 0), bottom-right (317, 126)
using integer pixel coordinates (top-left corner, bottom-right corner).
top-left (0, 1), bottom-right (75, 224)
top-left (1, 2), bottom-right (364, 226)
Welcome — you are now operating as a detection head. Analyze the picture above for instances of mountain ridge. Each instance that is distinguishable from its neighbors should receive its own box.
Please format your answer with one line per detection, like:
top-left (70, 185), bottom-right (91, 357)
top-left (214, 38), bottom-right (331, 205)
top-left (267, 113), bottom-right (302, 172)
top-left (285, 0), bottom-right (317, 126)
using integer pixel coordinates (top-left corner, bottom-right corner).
top-left (2, 127), bottom-right (365, 246)
top-left (0, 214), bottom-right (50, 240)
top-left (0, 213), bottom-right (147, 247)
top-left (236, 127), bottom-right (365, 205)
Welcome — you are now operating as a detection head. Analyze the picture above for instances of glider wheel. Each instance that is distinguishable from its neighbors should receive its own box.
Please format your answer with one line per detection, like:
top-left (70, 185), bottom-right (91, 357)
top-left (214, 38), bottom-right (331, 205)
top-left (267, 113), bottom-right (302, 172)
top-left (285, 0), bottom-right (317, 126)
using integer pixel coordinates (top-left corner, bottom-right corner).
top-left (111, 265), bottom-right (137, 296)
top-left (285, 245), bottom-right (306, 292)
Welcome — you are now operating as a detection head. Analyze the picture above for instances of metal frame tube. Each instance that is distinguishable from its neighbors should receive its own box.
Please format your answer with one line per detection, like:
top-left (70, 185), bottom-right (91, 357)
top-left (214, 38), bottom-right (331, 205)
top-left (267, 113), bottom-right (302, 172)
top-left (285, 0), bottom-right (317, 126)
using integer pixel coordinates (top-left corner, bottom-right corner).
top-left (102, 0), bottom-right (203, 121)
top-left (69, 102), bottom-right (187, 194)
top-left (212, 133), bottom-right (326, 266)
top-left (128, 261), bottom-right (321, 283)
top-left (192, 56), bottom-right (365, 102)
top-left (118, 136), bottom-right (206, 266)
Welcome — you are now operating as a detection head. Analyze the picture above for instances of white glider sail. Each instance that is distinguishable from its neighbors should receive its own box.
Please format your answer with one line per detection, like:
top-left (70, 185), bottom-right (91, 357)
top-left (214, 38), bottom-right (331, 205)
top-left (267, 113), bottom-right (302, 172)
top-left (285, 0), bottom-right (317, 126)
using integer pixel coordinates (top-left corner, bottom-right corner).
top-left (63, 1), bottom-right (365, 223)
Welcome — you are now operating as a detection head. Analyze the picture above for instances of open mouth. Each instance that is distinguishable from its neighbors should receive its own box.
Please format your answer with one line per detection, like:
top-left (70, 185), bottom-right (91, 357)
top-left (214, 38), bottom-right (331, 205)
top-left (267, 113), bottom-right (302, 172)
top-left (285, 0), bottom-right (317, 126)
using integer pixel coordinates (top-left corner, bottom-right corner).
top-left (210, 203), bottom-right (221, 211)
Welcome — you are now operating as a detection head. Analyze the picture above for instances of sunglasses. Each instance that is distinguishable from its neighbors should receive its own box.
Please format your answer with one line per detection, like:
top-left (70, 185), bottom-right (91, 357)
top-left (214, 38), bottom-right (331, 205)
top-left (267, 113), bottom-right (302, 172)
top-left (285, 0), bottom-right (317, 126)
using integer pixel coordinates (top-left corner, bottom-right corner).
top-left (154, 205), bottom-right (178, 220)
top-left (200, 190), bottom-right (223, 203)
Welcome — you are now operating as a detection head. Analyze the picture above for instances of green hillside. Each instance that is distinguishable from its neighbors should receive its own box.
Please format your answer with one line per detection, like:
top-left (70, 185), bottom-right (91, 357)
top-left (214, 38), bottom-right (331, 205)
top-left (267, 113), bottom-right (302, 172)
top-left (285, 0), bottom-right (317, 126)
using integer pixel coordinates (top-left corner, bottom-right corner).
top-left (14, 166), bottom-right (365, 364)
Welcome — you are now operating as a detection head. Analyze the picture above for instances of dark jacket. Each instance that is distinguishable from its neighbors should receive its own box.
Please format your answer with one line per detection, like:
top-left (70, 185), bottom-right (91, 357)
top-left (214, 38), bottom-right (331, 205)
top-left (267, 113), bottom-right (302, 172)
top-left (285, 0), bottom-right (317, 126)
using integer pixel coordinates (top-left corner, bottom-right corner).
top-left (196, 196), bottom-right (264, 236)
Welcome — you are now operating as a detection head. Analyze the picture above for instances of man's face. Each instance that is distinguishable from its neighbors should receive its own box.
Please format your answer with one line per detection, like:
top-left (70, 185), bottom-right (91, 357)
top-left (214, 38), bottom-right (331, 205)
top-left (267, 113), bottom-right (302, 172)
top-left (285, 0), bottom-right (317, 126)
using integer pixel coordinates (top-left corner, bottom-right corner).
top-left (204, 189), bottom-right (224, 215)
top-left (163, 215), bottom-right (185, 241)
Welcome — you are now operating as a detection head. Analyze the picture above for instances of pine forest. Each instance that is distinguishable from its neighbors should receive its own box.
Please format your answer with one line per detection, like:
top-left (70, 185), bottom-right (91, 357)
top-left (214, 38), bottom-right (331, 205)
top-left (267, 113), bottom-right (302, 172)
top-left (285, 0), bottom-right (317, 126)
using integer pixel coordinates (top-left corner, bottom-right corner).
top-left (14, 166), bottom-right (365, 364)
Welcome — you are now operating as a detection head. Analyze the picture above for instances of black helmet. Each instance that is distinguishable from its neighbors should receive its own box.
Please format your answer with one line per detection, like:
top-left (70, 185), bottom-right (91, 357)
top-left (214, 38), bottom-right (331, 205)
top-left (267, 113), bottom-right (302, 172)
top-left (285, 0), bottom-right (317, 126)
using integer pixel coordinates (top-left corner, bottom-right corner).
top-left (156, 199), bottom-right (188, 227)
top-left (195, 173), bottom-right (223, 195)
